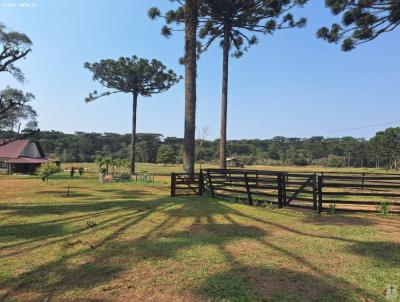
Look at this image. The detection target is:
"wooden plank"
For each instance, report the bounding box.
[248,184,279,190]
[323,200,400,205]
[278,174,283,209]
[207,170,215,198]
[171,173,176,197]
[312,174,318,210]
[323,175,400,181]
[318,175,323,213]
[286,176,313,204]
[322,191,400,197]
[323,182,400,189]
[244,172,253,206]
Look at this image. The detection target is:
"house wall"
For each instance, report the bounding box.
[20,142,42,158]
[0,161,9,174]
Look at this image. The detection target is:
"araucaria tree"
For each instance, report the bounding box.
[317,0,400,51]
[0,22,32,82]
[84,56,180,175]
[0,23,37,144]
[199,0,307,169]
[149,0,199,175]
[150,0,307,169]
[0,87,37,133]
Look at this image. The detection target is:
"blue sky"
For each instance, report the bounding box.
[0,0,399,140]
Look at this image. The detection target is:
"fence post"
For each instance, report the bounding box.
[198,171,204,196]
[317,175,323,213]
[282,173,287,205]
[171,173,176,197]
[244,172,253,205]
[361,173,365,191]
[277,174,283,209]
[312,174,318,210]
[207,170,215,198]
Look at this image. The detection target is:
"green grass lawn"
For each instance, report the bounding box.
[63,162,400,175]
[0,175,399,301]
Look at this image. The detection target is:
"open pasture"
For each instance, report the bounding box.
[0,173,399,301]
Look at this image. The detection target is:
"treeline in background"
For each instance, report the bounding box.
[2,127,400,169]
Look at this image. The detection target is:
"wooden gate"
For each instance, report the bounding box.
[284,173,318,210]
[171,173,203,197]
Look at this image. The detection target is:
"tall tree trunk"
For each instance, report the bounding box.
[183,0,198,176]
[220,24,230,169]
[130,92,138,175]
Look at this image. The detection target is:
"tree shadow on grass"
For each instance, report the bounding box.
[91,188,156,199]
[39,190,93,198]
[347,241,400,267]
[135,223,268,259]
[197,266,364,302]
[0,198,176,253]
[301,214,375,227]
[0,198,154,217]
[0,195,391,301]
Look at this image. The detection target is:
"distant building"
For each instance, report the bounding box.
[226,157,244,168]
[0,140,48,174]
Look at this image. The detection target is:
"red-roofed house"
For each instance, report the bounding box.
[0,140,48,174]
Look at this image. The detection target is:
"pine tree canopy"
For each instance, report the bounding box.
[0,87,37,131]
[0,22,33,82]
[149,0,307,58]
[317,0,400,51]
[84,56,182,101]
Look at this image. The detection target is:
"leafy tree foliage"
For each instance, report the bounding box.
[0,22,32,82]
[84,56,181,174]
[0,87,37,133]
[0,23,37,145]
[156,145,176,165]
[317,0,400,51]
[37,162,59,183]
[293,149,312,166]
[6,127,400,170]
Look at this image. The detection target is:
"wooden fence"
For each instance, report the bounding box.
[204,169,285,207]
[170,169,400,214]
[318,173,400,213]
[171,173,203,197]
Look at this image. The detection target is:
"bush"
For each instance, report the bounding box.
[376,201,391,216]
[293,149,312,166]
[37,162,59,183]
[156,145,176,165]
[327,155,347,167]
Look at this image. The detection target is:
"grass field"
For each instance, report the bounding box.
[0,173,399,301]
[63,162,400,175]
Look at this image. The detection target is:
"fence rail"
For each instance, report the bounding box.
[319,174,400,213]
[171,173,203,197]
[170,169,400,214]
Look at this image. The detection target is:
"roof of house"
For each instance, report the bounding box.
[0,140,45,160]
[5,157,48,164]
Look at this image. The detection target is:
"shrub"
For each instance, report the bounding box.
[327,203,336,215]
[293,149,312,166]
[376,201,391,216]
[37,162,59,183]
[78,167,85,176]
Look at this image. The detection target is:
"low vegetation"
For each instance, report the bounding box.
[0,174,399,301]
